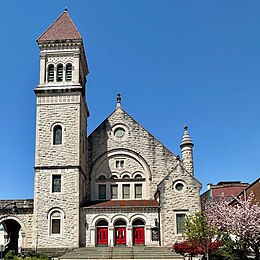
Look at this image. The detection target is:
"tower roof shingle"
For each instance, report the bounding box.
[37,10,82,42]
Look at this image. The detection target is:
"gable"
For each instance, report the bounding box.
[88,107,181,198]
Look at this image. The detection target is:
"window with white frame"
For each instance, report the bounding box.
[94,171,146,200]
[135,184,142,198]
[52,175,61,193]
[123,184,130,199]
[111,184,118,199]
[176,213,186,234]
[53,125,62,145]
[50,210,62,235]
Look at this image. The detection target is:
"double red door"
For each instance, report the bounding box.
[133,227,145,245]
[115,227,126,245]
[97,227,108,245]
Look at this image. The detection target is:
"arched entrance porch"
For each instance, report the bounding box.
[96,219,108,246]
[132,219,145,245]
[114,219,127,246]
[0,218,23,255]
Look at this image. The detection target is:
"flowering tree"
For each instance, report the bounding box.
[205,193,260,260]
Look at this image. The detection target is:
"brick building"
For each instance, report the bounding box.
[229,178,260,205]
[200,181,249,210]
[0,10,201,256]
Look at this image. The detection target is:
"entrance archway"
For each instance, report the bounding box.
[114,219,127,245]
[132,219,145,245]
[96,219,108,246]
[0,219,22,254]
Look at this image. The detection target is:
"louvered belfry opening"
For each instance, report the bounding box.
[57,64,63,82]
[47,64,54,82]
[66,63,72,81]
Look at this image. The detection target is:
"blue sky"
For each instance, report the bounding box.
[0,0,259,199]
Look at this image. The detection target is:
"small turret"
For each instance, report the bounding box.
[180,124,194,175]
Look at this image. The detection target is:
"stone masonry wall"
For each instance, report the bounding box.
[35,93,81,167]
[88,107,180,199]
[159,164,201,246]
[34,168,80,248]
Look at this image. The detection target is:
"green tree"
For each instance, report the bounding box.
[183,212,221,260]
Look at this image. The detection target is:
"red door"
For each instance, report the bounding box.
[115,227,126,245]
[97,227,108,245]
[133,227,145,245]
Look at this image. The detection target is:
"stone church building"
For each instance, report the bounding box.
[0,11,201,255]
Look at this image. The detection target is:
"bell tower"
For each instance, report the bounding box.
[33,10,89,250]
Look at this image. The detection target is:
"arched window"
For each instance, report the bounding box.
[132,219,145,226]
[66,63,72,81]
[57,64,63,82]
[50,210,62,235]
[135,174,143,179]
[53,125,62,145]
[114,219,126,226]
[47,64,54,82]
[122,174,130,179]
[98,175,106,180]
[96,219,108,226]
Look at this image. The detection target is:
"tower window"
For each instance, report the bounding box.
[57,64,63,82]
[52,175,61,192]
[53,125,62,145]
[66,64,72,81]
[51,219,61,234]
[49,210,62,235]
[47,64,54,82]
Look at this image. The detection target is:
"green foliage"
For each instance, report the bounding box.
[4,251,20,260]
[211,234,249,260]
[184,212,219,243]
[4,250,49,260]
[25,251,49,260]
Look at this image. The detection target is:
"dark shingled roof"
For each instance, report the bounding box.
[82,200,159,208]
[37,10,82,42]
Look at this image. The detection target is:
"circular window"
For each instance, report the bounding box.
[174,182,185,191]
[114,127,125,138]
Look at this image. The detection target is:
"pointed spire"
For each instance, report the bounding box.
[180,124,194,175]
[37,10,82,42]
[116,93,121,108]
[180,124,194,149]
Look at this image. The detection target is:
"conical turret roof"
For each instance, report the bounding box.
[37,9,82,42]
[180,124,194,148]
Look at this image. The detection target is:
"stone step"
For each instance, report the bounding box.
[61,246,184,260]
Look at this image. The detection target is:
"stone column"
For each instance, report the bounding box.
[127,226,132,247]
[108,226,114,247]
[89,226,95,247]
